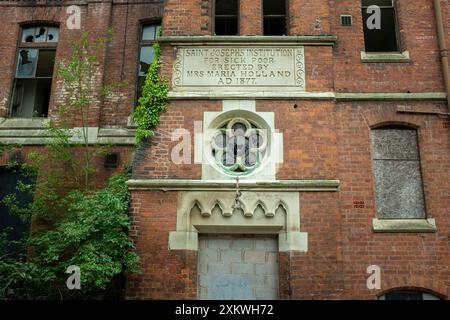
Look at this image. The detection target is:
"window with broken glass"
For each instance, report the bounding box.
[371,126,426,219]
[136,23,161,106]
[10,26,59,118]
[211,119,267,175]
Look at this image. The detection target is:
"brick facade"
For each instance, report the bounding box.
[0,0,449,300]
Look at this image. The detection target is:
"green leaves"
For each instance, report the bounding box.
[0,173,139,299]
[0,32,139,300]
[133,38,169,144]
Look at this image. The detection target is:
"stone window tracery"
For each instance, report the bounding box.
[211,118,267,175]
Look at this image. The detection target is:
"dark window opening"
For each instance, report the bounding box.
[215,0,238,35]
[0,168,35,260]
[340,15,353,27]
[371,126,426,219]
[263,0,287,36]
[362,0,399,52]
[10,26,58,118]
[136,24,161,107]
[104,153,120,169]
[380,291,441,300]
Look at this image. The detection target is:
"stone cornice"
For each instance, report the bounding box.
[158,35,338,46]
[168,91,447,101]
[126,179,341,192]
[335,92,447,102]
[0,120,136,145]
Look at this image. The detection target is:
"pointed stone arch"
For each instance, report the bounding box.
[169,191,308,252]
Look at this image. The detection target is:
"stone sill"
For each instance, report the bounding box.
[0,125,136,146]
[158,35,337,46]
[372,218,437,233]
[361,51,411,63]
[0,117,49,129]
[126,179,341,192]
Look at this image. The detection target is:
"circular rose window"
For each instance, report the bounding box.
[211,118,268,175]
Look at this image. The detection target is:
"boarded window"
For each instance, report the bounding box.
[362,0,399,52]
[263,0,287,36]
[10,26,58,118]
[371,126,426,219]
[215,0,238,35]
[136,23,161,107]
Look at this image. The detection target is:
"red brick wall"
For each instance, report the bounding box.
[126,191,198,299]
[331,0,444,93]
[240,0,263,35]
[0,1,163,127]
[163,0,205,36]
[290,0,331,35]
[1,0,449,300]
[336,102,450,299]
[0,145,134,190]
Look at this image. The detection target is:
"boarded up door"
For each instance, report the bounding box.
[198,235,279,300]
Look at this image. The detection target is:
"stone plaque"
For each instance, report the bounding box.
[172,46,305,91]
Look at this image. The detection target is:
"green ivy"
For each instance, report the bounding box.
[133,39,169,144]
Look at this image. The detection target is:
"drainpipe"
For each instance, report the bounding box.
[434,0,450,113]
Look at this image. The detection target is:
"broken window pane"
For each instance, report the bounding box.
[215,0,238,35]
[362,0,399,52]
[263,0,287,35]
[21,27,36,43]
[139,46,155,77]
[16,49,38,78]
[371,127,426,219]
[34,26,48,43]
[35,50,56,78]
[136,23,161,107]
[47,27,59,42]
[11,26,58,118]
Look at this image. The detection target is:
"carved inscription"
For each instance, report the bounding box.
[172,46,305,90]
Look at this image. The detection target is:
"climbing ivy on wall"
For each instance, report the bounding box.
[133,37,169,144]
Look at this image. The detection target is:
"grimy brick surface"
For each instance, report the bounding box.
[0,0,449,300]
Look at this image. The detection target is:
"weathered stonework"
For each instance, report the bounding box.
[0,0,449,301]
[169,191,308,253]
[172,46,305,92]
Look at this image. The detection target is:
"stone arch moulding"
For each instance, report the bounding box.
[374,276,449,300]
[200,100,284,181]
[169,191,308,252]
